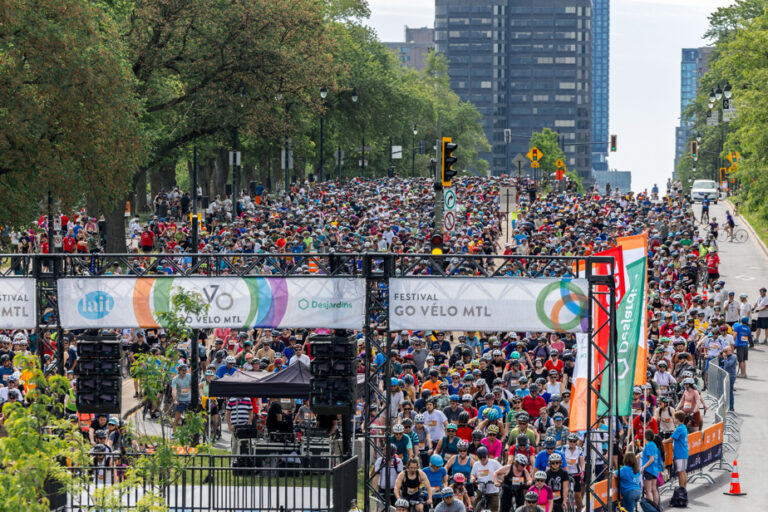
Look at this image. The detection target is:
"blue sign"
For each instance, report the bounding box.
[77,291,115,320]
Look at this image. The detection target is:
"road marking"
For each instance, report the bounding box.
[734,275,756,281]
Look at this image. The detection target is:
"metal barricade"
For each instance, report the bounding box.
[704,362,739,474]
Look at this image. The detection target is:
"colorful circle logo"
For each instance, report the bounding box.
[536,280,588,332]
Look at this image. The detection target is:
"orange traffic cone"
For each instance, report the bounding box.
[724,459,746,496]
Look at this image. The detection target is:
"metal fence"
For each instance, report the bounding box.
[56,454,357,512]
[705,362,740,461]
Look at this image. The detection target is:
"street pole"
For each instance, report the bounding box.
[284,135,290,192]
[517,161,522,177]
[412,132,416,178]
[389,137,393,178]
[192,145,199,264]
[434,118,444,236]
[361,133,365,178]
[190,145,201,407]
[319,116,324,182]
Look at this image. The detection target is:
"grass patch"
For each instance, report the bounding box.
[735,202,768,247]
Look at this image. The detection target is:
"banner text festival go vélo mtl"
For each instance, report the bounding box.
[58,277,365,330]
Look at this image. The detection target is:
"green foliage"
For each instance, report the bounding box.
[0,354,90,511]
[0,0,145,226]
[529,128,566,178]
[566,171,585,194]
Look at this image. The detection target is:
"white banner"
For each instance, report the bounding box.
[58,277,365,330]
[0,279,36,329]
[389,277,589,332]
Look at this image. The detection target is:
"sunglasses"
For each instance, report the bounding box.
[536,479,546,482]
[551,462,561,465]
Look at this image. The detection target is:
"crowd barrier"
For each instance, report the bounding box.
[591,421,725,511]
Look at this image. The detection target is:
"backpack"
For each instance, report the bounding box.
[670,485,688,508]
[640,497,661,512]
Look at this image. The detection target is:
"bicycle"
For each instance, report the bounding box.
[718,226,748,243]
[474,481,494,512]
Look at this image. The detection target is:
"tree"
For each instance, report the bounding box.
[0,354,90,511]
[0,0,145,227]
[529,128,566,180]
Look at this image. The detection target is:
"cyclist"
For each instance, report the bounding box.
[544,453,569,512]
[200,369,220,440]
[445,440,475,498]
[436,423,461,459]
[413,414,433,467]
[527,471,554,512]
[394,458,433,512]
[450,474,472,511]
[471,446,502,512]
[514,492,545,512]
[495,453,532,512]
[725,210,735,240]
[435,487,465,512]
[424,454,449,506]
[562,433,584,512]
[394,499,410,512]
[701,196,710,223]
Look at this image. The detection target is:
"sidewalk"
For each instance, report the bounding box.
[121,378,141,418]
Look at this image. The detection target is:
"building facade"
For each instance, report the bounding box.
[674,47,713,175]
[435,0,593,182]
[384,27,435,72]
[592,169,631,194]
[591,0,609,174]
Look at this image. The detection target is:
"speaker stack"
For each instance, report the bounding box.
[309,333,357,415]
[75,334,122,414]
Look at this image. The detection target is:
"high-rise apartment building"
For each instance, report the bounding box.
[435,0,593,182]
[674,47,713,174]
[591,0,609,174]
[384,27,435,72]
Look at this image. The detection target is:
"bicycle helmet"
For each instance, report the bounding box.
[476,446,489,458]
[462,394,473,402]
[517,434,529,446]
[225,356,236,364]
[430,454,444,467]
[534,470,547,480]
[421,389,432,400]
[457,440,469,450]
[393,424,404,434]
[516,412,530,422]
[94,429,107,439]
[682,377,695,386]
[92,444,109,454]
[178,363,188,370]
[458,411,470,423]
[403,374,414,385]
[472,429,483,440]
[402,418,413,427]
[441,487,454,497]
[205,369,215,376]
[487,409,500,422]
[543,437,556,449]
[391,377,400,386]
[447,423,458,431]
[511,351,521,359]
[453,473,466,483]
[487,424,500,434]
[567,433,579,442]
[525,491,539,502]
[216,350,227,359]
[549,453,562,463]
[449,394,460,402]
[515,453,529,465]
[414,414,425,424]
[394,499,409,509]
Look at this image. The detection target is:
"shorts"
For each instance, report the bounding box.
[570,473,583,493]
[674,459,687,472]
[737,346,749,362]
[643,471,658,481]
[141,246,153,253]
[708,271,720,280]
[758,317,768,329]
[175,402,189,413]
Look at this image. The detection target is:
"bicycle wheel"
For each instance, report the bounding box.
[735,229,748,243]
[717,230,727,242]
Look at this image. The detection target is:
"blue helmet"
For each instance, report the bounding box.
[430,454,444,467]
[449,394,460,402]
[742,316,749,324]
[391,378,400,386]
[487,409,500,421]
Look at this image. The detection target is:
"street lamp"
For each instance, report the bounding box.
[715,85,723,101]
[696,133,702,143]
[320,86,328,100]
[412,124,418,178]
[724,82,733,99]
[351,87,359,103]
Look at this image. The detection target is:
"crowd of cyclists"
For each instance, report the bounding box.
[0,174,755,512]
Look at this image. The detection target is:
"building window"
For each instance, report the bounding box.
[533,95,549,102]
[481,81,492,88]
[559,82,576,89]
[537,57,553,64]
[555,120,575,127]
[556,57,576,64]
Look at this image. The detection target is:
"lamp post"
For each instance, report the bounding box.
[412,124,418,178]
[231,88,247,218]
[706,82,734,184]
[319,86,328,181]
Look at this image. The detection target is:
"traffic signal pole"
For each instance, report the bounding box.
[434,120,444,236]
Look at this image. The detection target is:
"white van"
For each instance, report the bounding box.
[690,179,718,203]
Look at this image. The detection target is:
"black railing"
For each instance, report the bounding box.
[57,454,355,512]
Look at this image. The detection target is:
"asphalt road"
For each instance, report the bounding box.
[687,201,768,508]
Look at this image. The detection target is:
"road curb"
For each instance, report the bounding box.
[725,199,768,260]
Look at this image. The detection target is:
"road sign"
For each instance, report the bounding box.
[728,164,738,173]
[280,148,293,170]
[511,153,527,168]
[443,211,456,231]
[531,161,540,168]
[706,110,719,127]
[444,189,457,211]
[499,186,517,214]
[726,151,741,163]
[392,145,403,159]
[526,147,542,162]
[554,159,565,169]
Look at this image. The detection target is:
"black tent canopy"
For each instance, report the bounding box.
[209,362,363,399]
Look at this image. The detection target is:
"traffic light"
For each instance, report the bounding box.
[690,141,698,160]
[610,135,617,152]
[430,233,443,255]
[530,148,539,162]
[441,136,458,187]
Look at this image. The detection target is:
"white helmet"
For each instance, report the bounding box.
[225,356,236,364]
[13,332,26,341]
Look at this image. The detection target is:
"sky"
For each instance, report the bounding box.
[365,0,735,193]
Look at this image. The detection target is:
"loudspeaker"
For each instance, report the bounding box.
[76,334,122,414]
[309,334,356,415]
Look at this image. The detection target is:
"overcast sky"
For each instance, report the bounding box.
[366,0,734,192]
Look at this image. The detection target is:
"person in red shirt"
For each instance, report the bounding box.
[521,384,547,419]
[705,248,720,285]
[544,350,564,374]
[62,232,76,253]
[633,411,658,442]
[140,226,155,253]
[659,314,675,337]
